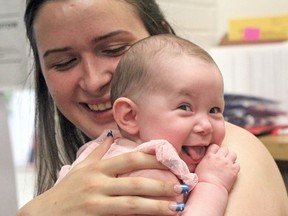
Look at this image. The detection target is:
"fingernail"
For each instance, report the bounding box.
[106,130,113,137]
[169,202,185,212]
[174,184,189,194]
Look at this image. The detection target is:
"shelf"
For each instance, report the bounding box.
[259,135,288,161]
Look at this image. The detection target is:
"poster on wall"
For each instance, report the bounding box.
[0,0,28,91]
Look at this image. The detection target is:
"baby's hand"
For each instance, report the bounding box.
[195,144,240,192]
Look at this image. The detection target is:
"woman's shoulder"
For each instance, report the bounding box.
[223,121,260,144]
[223,121,288,216]
[223,121,272,154]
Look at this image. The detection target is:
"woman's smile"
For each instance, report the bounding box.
[87,101,112,111]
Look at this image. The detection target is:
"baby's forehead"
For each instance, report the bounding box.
[150,54,221,85]
[150,52,213,73]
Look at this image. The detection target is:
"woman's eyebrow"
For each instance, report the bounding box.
[43,30,129,58]
[43,47,71,58]
[93,30,128,43]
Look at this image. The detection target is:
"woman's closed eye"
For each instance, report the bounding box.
[52,57,78,71]
[101,44,131,57]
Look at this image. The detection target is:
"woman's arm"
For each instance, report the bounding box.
[16,137,182,216]
[223,122,288,216]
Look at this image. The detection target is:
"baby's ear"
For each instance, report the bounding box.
[112,97,139,135]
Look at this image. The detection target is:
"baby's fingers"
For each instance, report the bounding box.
[206,144,220,154]
[227,151,238,163]
[215,145,229,157]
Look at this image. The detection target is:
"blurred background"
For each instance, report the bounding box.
[1,0,287,214]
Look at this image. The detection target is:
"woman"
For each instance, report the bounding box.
[18,0,288,215]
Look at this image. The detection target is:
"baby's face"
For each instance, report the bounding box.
[135,55,225,169]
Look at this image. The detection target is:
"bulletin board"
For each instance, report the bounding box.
[0,0,28,91]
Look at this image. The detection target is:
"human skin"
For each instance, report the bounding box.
[34,0,150,138]
[114,55,226,171]
[57,136,238,216]
[17,0,288,215]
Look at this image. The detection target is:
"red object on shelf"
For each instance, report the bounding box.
[246,125,288,136]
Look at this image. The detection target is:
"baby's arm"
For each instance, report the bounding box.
[182,144,240,216]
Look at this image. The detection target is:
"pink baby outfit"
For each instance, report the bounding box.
[57,130,198,189]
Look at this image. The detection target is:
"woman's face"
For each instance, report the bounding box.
[33,0,150,138]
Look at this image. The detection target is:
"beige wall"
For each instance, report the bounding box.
[157,0,288,49]
[157,0,218,49]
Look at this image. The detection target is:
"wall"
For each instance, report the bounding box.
[157,0,288,48]
[0,94,18,215]
[157,0,218,49]
[0,0,28,91]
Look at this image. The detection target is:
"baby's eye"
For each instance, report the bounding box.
[178,104,192,111]
[102,45,130,57]
[210,107,221,114]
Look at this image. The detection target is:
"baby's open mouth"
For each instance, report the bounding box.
[182,145,208,163]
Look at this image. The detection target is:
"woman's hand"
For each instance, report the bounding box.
[17,136,183,216]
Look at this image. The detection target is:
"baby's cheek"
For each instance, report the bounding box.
[214,127,225,146]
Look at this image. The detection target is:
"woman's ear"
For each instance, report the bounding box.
[112,97,139,135]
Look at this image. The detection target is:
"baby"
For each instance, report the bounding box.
[57,34,240,216]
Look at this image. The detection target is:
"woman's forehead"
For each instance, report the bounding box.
[35,0,139,27]
[33,0,149,54]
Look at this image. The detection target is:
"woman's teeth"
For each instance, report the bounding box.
[88,102,112,111]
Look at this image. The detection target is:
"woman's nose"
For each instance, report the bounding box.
[79,57,112,94]
[193,116,213,135]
